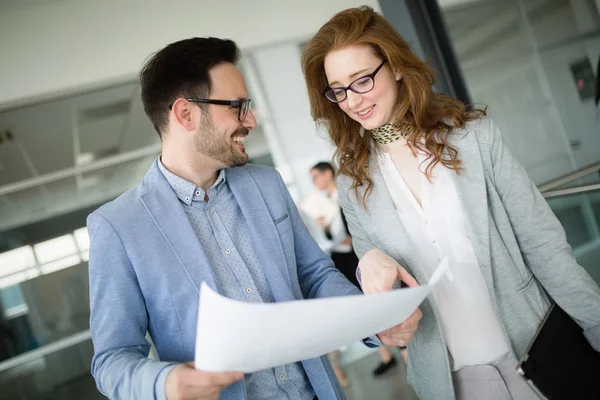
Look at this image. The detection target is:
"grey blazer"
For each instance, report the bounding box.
[337,117,600,400]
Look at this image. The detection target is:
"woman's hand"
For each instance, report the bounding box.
[359,248,422,347]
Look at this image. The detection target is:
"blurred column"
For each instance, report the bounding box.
[243,43,334,202]
[379,0,471,104]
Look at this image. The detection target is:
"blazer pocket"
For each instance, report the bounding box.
[517,273,535,292]
[273,213,289,225]
[274,213,291,235]
[516,273,549,320]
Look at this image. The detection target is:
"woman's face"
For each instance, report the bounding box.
[324,45,401,131]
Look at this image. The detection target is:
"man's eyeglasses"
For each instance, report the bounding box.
[170,98,252,121]
[323,60,386,103]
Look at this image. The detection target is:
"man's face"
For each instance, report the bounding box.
[311,168,334,191]
[193,63,257,168]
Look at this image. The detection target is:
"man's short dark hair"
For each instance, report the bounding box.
[139,37,240,138]
[311,161,335,175]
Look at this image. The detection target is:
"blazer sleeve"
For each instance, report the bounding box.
[340,209,350,236]
[336,180,378,259]
[486,118,600,352]
[88,212,176,399]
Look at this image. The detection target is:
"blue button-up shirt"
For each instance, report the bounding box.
[159,160,315,400]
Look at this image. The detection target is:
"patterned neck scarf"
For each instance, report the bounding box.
[371,123,410,144]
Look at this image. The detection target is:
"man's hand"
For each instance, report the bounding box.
[165,362,243,400]
[359,248,421,347]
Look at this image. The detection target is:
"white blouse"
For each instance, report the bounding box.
[378,148,510,370]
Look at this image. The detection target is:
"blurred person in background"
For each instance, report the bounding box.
[310,162,359,288]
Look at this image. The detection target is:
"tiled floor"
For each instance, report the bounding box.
[338,343,419,400]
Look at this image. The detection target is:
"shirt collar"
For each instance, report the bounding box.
[158,158,226,205]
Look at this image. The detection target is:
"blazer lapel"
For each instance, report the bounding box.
[139,160,217,294]
[225,167,294,302]
[450,131,492,275]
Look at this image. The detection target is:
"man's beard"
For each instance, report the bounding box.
[193,114,249,167]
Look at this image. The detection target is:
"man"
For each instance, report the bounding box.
[88,37,421,400]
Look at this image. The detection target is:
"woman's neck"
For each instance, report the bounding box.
[371,122,410,146]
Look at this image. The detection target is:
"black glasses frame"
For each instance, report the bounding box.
[169,98,252,121]
[323,60,387,103]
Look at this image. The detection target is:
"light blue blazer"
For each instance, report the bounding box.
[88,160,362,400]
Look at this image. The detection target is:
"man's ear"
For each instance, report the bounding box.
[171,98,196,131]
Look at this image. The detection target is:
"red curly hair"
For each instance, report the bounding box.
[301,6,485,205]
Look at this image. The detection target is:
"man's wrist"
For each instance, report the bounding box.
[156,363,178,400]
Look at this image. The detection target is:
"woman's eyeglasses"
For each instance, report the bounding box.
[323,60,386,103]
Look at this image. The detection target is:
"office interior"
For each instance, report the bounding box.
[0,0,599,398]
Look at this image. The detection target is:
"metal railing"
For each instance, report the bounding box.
[542,183,600,199]
[539,161,600,199]
[0,330,91,373]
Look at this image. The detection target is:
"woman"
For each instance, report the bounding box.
[301,6,600,400]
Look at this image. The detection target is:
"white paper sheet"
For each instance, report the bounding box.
[195,259,449,373]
